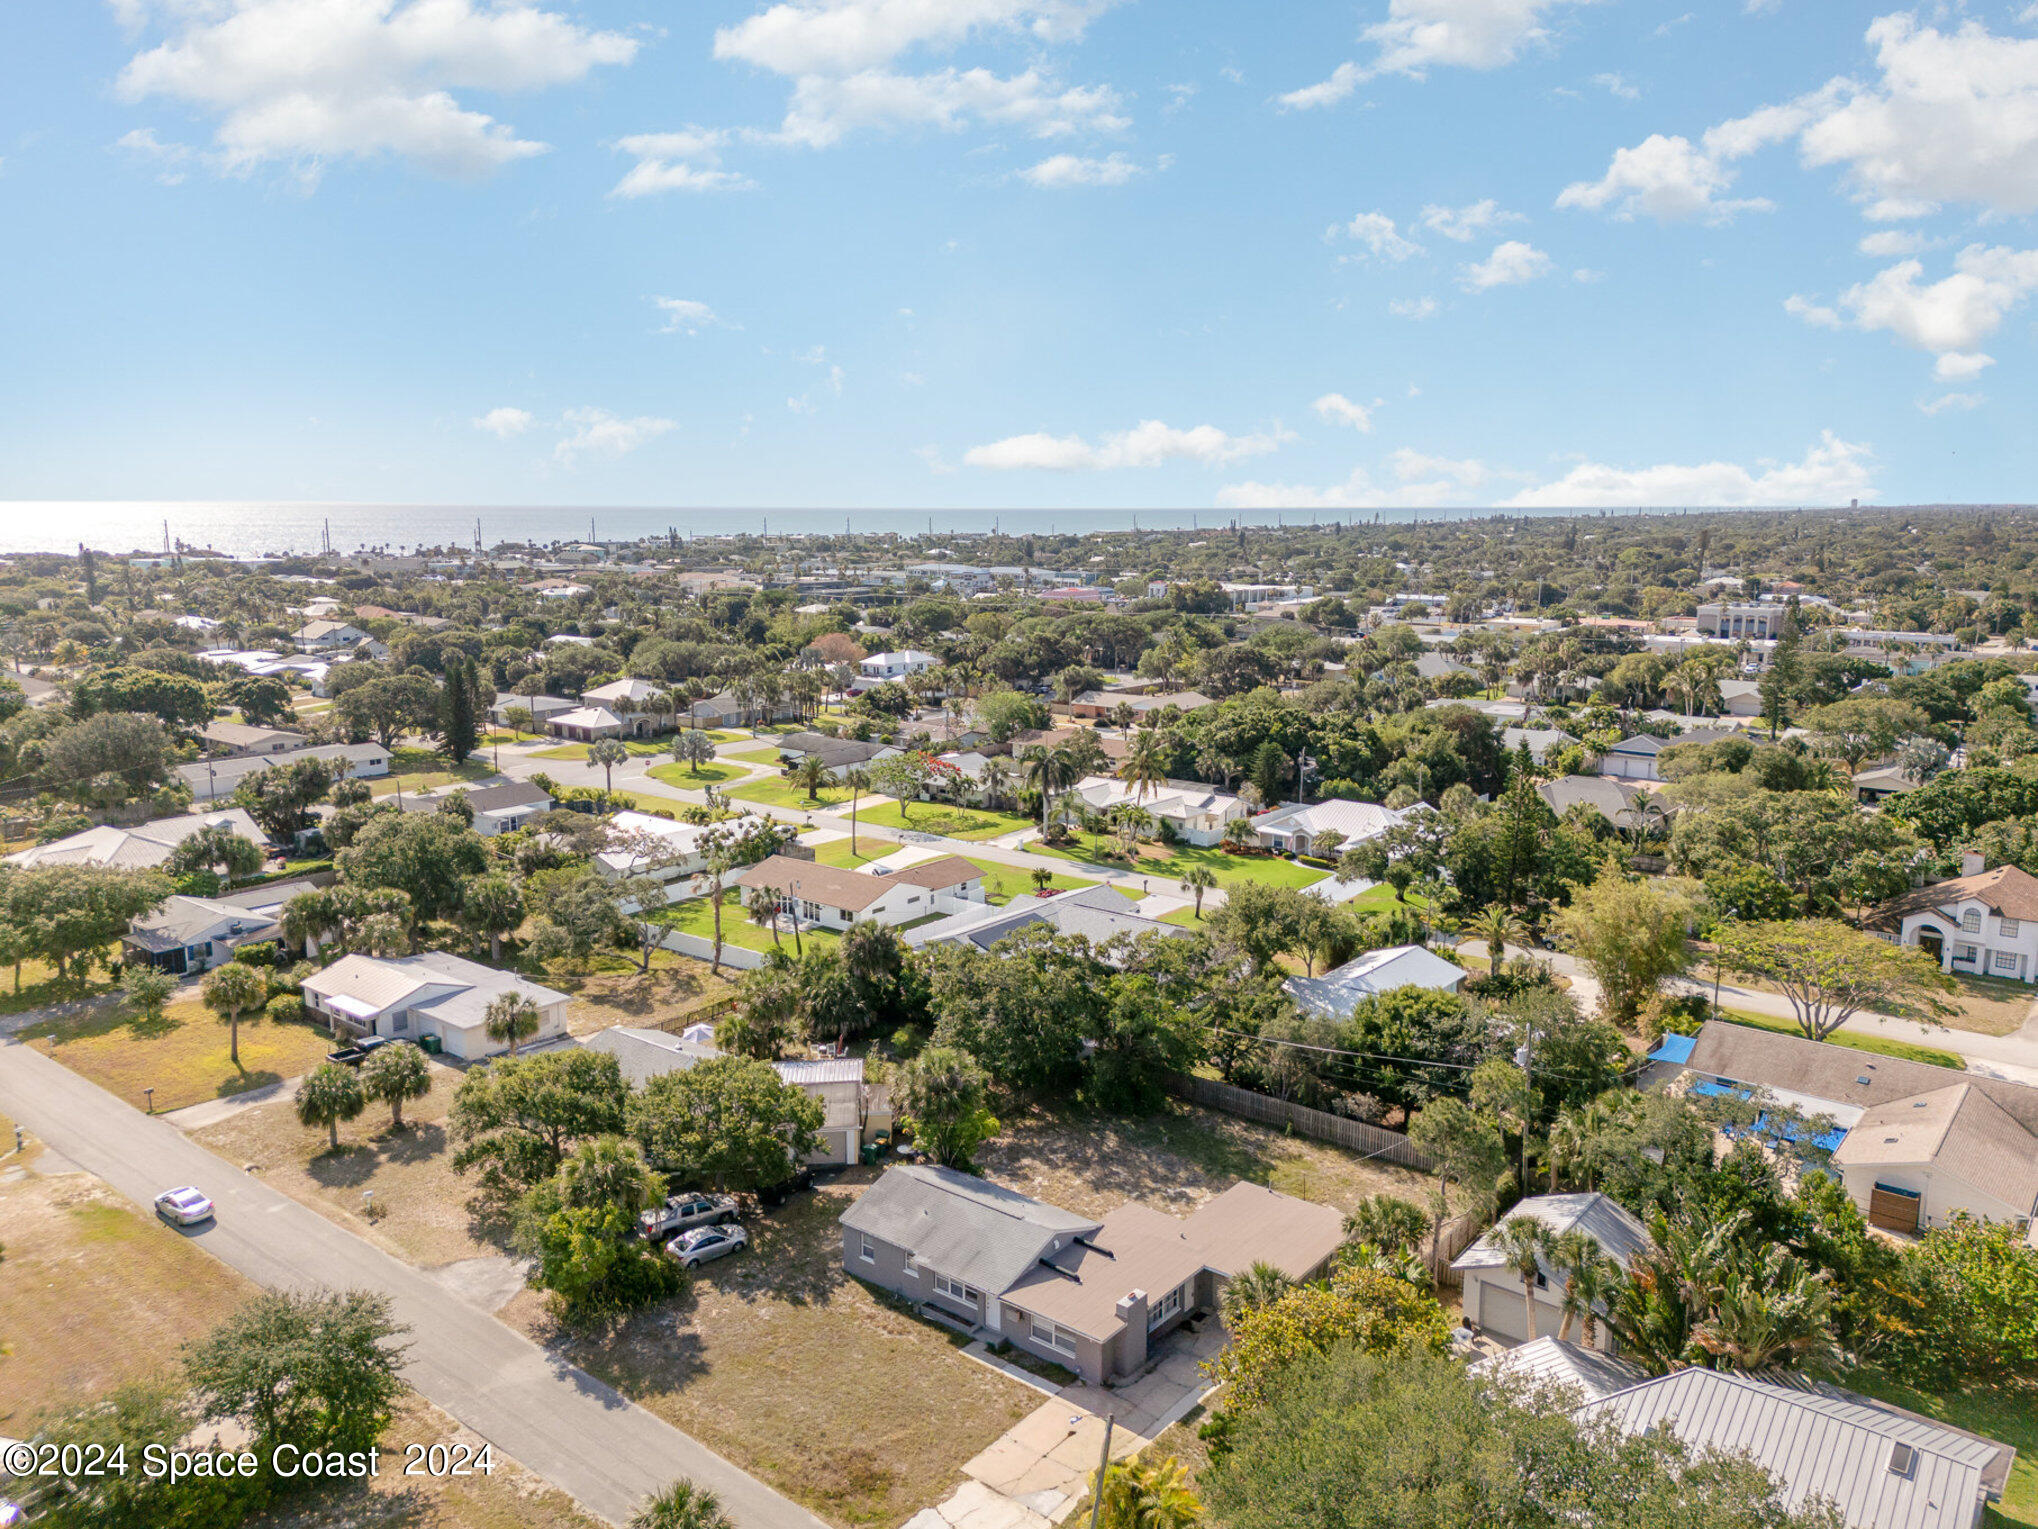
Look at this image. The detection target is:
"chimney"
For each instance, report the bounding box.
[1961,848,1986,877]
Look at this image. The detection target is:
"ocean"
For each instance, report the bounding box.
[0,500,1717,561]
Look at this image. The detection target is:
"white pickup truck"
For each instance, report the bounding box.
[636,1192,741,1243]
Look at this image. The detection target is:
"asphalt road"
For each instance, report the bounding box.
[0,1039,829,1529]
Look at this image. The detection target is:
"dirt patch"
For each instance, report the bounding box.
[500,1171,1036,1529]
[190,1062,513,1269]
[546,955,741,1037]
[0,1169,257,1430]
[978,1100,1435,1221]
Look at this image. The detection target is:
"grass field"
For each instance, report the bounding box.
[645,888,841,956]
[22,995,340,1113]
[852,800,1035,840]
[645,759,748,788]
[1719,1007,1965,1069]
[502,1171,1037,1528]
[1024,837,1327,890]
[729,776,856,810]
[0,953,119,1017]
[726,745,786,764]
[370,748,496,797]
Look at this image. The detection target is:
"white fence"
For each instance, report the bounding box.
[641,922,770,972]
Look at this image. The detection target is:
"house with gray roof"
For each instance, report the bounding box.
[6,807,268,870]
[301,952,569,1061]
[121,893,283,975]
[1285,944,1467,1019]
[1452,1192,1653,1349]
[901,883,1188,958]
[841,1166,1344,1386]
[1537,774,1656,832]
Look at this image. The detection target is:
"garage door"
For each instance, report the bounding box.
[1477,1279,1563,1345]
[1869,1183,1921,1234]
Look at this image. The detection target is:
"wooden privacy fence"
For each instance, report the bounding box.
[1427,1211,1484,1289]
[1162,1072,1434,1169]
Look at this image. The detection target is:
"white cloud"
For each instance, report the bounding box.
[1919,392,1984,415]
[1555,130,1776,222]
[115,125,196,183]
[554,408,676,463]
[611,130,755,197]
[964,419,1294,470]
[1019,150,1142,187]
[710,0,1126,150]
[1332,211,1423,261]
[1418,198,1522,241]
[652,298,730,335]
[473,407,534,439]
[1388,295,1440,319]
[1502,431,1874,507]
[1786,244,2038,370]
[1592,71,1639,100]
[1858,229,1930,257]
[1281,0,1598,105]
[1219,431,1876,509]
[1312,393,1374,431]
[1573,267,1604,282]
[114,0,636,184]
[1459,240,1551,291]
[1933,351,1994,382]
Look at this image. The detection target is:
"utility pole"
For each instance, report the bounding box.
[1087,1415,1116,1529]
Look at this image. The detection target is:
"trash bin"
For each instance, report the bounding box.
[419,1034,442,1055]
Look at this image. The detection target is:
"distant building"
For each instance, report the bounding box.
[1065,774,1246,846]
[733,852,986,932]
[1284,944,1466,1018]
[7,807,268,869]
[292,620,373,653]
[199,721,307,757]
[302,952,571,1060]
[1697,603,1787,640]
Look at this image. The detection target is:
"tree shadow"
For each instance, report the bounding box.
[215,1067,284,1098]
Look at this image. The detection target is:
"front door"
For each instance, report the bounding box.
[1918,930,1944,966]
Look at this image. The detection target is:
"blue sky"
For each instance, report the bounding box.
[3,0,2036,512]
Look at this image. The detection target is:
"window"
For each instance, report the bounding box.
[1959,945,1979,963]
[932,1274,981,1306]
[1962,909,1982,932]
[1995,951,2020,973]
[903,1254,918,1276]
[392,1012,409,1032]
[858,1234,875,1264]
[1031,1317,1079,1355]
[1147,1281,1189,1331]
[2003,918,2021,938]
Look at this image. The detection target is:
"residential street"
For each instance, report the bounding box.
[0,1038,830,1529]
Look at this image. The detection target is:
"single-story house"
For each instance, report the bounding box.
[903,883,1189,956]
[121,893,283,974]
[301,952,570,1061]
[1065,774,1247,846]
[1536,775,1657,833]
[774,734,901,777]
[1250,799,1405,858]
[292,619,373,653]
[1480,1337,2014,1529]
[1284,944,1467,1018]
[1865,851,2038,983]
[1853,766,1922,805]
[199,721,308,757]
[1453,1192,1653,1350]
[583,678,668,718]
[1599,726,1743,782]
[546,705,637,741]
[581,1025,893,1166]
[1718,678,1764,716]
[1676,1020,2038,1236]
[841,1166,1345,1386]
[6,807,268,870]
[1415,651,1474,683]
[733,852,986,932]
[686,689,802,729]
[1501,725,1580,763]
[1067,688,1215,721]
[595,810,729,881]
[180,742,390,803]
[401,781,553,836]
[489,692,577,729]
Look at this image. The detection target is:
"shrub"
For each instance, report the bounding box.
[265,992,305,1025]
[232,942,277,968]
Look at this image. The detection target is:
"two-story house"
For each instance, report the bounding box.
[852,650,938,691]
[1867,851,2038,983]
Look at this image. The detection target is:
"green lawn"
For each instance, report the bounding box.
[533,739,671,761]
[853,800,1036,841]
[1023,837,1327,890]
[0,955,119,1017]
[803,838,1132,906]
[21,997,339,1113]
[726,746,787,764]
[1344,884,1434,916]
[1832,1369,2035,1527]
[644,889,840,956]
[369,747,495,796]
[1718,1008,1965,1070]
[646,760,748,789]
[729,776,855,810]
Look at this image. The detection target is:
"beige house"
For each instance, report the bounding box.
[842,1167,1344,1386]
[733,852,986,932]
[302,952,569,1061]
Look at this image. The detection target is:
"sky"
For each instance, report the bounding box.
[3,0,2037,514]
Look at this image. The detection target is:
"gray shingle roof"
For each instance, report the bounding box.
[1576,1367,2002,1529]
[839,1165,1100,1293]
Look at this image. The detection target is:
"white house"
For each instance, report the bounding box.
[583,678,668,717]
[302,952,570,1061]
[734,851,986,932]
[180,742,389,803]
[853,650,937,691]
[199,721,308,757]
[1251,799,1404,858]
[595,810,729,881]
[1284,944,1466,1018]
[1453,1193,1654,1349]
[7,807,269,869]
[121,894,283,975]
[292,620,372,653]
[1065,774,1247,846]
[401,782,554,836]
[546,705,636,741]
[1866,852,2038,983]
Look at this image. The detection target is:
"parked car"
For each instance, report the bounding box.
[756,1166,815,1208]
[326,1036,396,1067]
[154,1186,214,1226]
[665,1223,748,1268]
[636,1192,741,1243]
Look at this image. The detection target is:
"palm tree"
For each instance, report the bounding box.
[295,1061,366,1152]
[1178,865,1216,918]
[745,885,784,946]
[1031,866,1055,895]
[1490,1215,1553,1342]
[631,1478,733,1529]
[1098,1455,1204,1529]
[1217,1260,1292,1328]
[1022,744,1081,834]
[484,992,540,1056]
[1120,731,1169,802]
[1549,1228,1614,1344]
[981,755,1014,811]
[202,961,268,1070]
[1342,1194,1427,1255]
[1470,903,1527,971]
[588,736,629,790]
[361,1041,431,1130]
[793,754,829,802]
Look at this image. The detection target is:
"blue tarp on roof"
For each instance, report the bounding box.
[1689,1081,1849,1153]
[1647,1032,1697,1065]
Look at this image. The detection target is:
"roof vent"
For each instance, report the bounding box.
[1888,1443,1917,1478]
[1856,1076,1873,1086]
[1912,1100,1929,1108]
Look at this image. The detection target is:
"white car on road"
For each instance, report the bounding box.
[154,1186,215,1226]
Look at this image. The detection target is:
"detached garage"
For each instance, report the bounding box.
[1453,1192,1653,1352]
